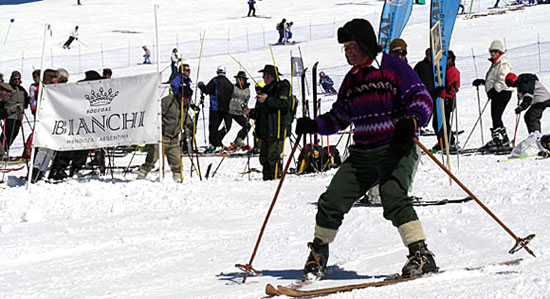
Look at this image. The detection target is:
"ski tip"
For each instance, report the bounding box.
[265,284,281,296]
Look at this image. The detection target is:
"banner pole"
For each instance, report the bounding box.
[26,24,49,190]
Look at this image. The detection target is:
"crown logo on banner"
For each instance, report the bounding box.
[85,87,119,106]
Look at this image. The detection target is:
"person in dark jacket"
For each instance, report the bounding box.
[294,18,436,281]
[0,71,29,152]
[414,48,437,100]
[198,65,234,152]
[506,72,550,134]
[245,64,291,180]
[247,0,256,17]
[276,19,286,45]
[0,82,14,156]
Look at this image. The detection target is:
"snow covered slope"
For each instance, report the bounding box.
[1,0,550,298]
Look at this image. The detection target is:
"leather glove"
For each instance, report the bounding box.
[514,106,523,114]
[472,79,485,87]
[197,81,206,92]
[393,116,417,142]
[295,117,318,135]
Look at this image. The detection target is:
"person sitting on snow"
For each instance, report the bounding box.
[318,71,337,94]
[505,72,550,135]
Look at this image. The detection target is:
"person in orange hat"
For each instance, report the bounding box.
[505,72,550,134]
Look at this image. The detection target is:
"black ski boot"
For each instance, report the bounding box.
[303,238,329,281]
[480,127,500,151]
[487,127,512,153]
[401,241,438,277]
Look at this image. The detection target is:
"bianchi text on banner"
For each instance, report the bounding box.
[34,72,162,151]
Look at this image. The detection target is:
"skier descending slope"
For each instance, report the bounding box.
[295,18,437,281]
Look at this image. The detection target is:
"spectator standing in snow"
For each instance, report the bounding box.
[318,71,337,94]
[389,38,408,63]
[0,73,4,83]
[276,19,286,45]
[247,0,256,17]
[1,71,29,152]
[432,50,460,151]
[294,18,436,281]
[63,26,79,49]
[142,45,151,64]
[197,65,234,152]
[414,48,437,101]
[505,72,550,134]
[28,69,40,117]
[284,21,294,44]
[245,65,291,180]
[228,71,252,149]
[77,0,81,5]
[0,82,14,157]
[136,85,186,182]
[168,48,181,82]
[473,40,514,153]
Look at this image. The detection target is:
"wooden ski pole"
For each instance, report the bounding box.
[413,137,536,257]
[236,135,302,283]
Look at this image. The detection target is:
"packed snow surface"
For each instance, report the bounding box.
[1,0,550,298]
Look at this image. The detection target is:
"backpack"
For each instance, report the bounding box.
[297,144,341,174]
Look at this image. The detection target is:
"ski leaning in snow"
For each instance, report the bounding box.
[354,196,473,207]
[265,258,523,297]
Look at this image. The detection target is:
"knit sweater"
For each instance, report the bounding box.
[315,53,432,148]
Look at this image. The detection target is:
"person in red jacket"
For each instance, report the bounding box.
[432,50,460,151]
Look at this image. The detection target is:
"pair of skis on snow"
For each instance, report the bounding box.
[264,258,522,297]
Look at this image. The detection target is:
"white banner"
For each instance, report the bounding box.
[34,73,162,151]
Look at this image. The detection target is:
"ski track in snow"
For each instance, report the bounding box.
[2,0,550,298]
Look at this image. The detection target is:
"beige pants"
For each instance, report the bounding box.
[137,136,182,181]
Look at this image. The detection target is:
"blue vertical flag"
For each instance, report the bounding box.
[430,0,460,130]
[378,0,413,53]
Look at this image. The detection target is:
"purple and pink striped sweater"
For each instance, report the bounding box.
[315,53,433,148]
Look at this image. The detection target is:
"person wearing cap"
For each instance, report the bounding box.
[0,70,29,153]
[245,64,291,180]
[294,18,435,280]
[142,45,151,64]
[136,84,188,182]
[389,38,408,62]
[318,71,337,94]
[472,40,514,153]
[228,71,252,149]
[63,26,79,49]
[431,50,461,151]
[505,72,550,134]
[197,65,234,152]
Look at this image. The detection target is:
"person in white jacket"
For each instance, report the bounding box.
[472,40,514,152]
[63,26,79,49]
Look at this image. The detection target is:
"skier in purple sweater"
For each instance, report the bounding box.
[295,19,437,281]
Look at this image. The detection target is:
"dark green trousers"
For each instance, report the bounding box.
[259,136,284,181]
[316,141,419,229]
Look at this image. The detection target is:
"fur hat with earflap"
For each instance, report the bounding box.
[337,18,381,59]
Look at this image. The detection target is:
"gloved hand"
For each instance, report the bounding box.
[295,117,318,135]
[393,116,417,142]
[434,85,446,97]
[538,150,550,158]
[514,106,523,114]
[472,79,485,87]
[197,81,205,91]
